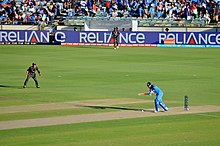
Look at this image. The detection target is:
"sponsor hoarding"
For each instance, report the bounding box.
[1,30,219,47]
[0,30,50,44]
[55,31,156,45]
[54,31,220,47]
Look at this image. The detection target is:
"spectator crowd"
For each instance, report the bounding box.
[0,0,219,25]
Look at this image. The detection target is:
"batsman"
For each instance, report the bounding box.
[138,82,168,112]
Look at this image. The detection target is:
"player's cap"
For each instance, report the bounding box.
[32,62,36,66]
[147,82,151,87]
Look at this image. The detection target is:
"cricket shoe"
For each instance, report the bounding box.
[116,46,119,49]
[23,85,26,88]
[155,108,160,113]
[164,107,169,112]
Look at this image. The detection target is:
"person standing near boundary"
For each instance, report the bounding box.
[138,82,168,112]
[23,63,41,88]
[111,27,120,50]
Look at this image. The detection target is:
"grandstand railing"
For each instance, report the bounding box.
[0,19,56,32]
[64,16,212,27]
[1,16,219,32]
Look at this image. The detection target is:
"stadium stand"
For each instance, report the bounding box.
[0,0,219,27]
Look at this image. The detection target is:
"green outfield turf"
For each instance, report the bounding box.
[1,113,220,146]
[0,45,220,145]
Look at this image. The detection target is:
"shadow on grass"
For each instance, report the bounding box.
[0,84,22,89]
[77,105,154,112]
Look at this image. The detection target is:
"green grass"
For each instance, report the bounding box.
[1,45,220,106]
[0,45,220,145]
[0,113,220,146]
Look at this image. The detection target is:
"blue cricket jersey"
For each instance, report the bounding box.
[149,84,163,96]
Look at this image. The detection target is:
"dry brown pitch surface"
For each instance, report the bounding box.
[0,98,220,130]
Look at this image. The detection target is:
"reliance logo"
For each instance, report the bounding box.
[159,33,220,45]
[0,30,50,43]
[79,32,146,44]
[54,31,146,44]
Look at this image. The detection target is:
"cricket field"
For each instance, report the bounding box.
[0,45,220,146]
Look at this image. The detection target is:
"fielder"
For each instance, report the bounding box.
[138,82,168,112]
[23,63,41,88]
[111,27,120,50]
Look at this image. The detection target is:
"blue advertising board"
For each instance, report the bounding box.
[1,30,219,47]
[54,31,220,47]
[158,32,220,45]
[0,30,50,44]
[54,31,156,45]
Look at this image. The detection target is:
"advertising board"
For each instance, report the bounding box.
[54,31,220,47]
[1,30,219,47]
[0,30,50,44]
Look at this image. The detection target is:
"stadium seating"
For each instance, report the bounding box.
[0,0,218,27]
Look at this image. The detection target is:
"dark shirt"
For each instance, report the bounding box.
[111,30,120,38]
[27,66,40,75]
